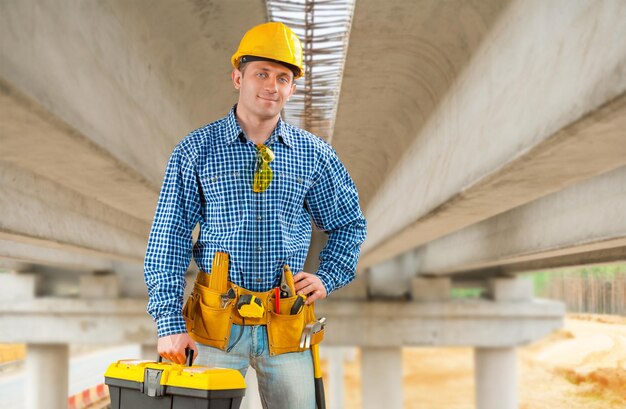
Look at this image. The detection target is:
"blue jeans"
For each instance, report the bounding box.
[195,324,315,409]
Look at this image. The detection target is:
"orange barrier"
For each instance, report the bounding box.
[67,384,108,409]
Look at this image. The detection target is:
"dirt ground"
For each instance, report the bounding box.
[341,314,626,408]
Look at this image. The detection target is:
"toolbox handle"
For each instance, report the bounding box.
[157,347,194,366]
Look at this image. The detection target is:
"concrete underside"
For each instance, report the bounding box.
[420,165,626,275]
[344,0,626,269]
[0,0,623,284]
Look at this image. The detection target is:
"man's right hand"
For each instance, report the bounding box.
[157,333,198,365]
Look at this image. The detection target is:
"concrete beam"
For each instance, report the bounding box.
[0,79,159,221]
[0,297,563,347]
[315,299,563,347]
[419,166,626,275]
[0,163,148,263]
[0,0,266,188]
[0,239,117,271]
[0,298,156,344]
[356,0,626,268]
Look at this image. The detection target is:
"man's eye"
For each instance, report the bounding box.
[257,73,266,78]
[279,77,289,84]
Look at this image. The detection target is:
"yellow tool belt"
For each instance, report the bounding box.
[182,258,324,356]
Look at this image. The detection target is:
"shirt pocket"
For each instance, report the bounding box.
[277,171,313,230]
[202,171,246,236]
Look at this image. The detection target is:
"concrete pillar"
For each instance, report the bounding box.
[325,347,347,409]
[475,347,517,409]
[411,276,451,302]
[241,367,262,409]
[486,276,533,302]
[25,344,69,409]
[361,347,403,409]
[0,272,39,300]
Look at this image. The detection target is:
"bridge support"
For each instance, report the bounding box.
[362,346,403,409]
[475,347,517,409]
[25,344,68,409]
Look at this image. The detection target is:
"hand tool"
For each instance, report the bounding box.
[236,294,264,318]
[280,265,295,298]
[274,287,281,314]
[220,287,236,308]
[209,252,229,293]
[312,343,325,409]
[290,294,306,315]
[299,317,326,349]
[300,317,327,409]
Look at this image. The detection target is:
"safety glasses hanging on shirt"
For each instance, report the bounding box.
[253,144,275,192]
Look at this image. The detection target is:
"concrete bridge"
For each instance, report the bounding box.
[1,1,625,408]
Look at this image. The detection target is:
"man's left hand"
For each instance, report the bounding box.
[293,271,327,304]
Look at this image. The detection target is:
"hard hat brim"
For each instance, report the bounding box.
[238,55,301,79]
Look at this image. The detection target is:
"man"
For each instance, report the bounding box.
[144,22,366,408]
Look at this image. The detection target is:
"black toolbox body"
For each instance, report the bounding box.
[105,359,245,409]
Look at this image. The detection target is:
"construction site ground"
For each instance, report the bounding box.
[342,314,626,408]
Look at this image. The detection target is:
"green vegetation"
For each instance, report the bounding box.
[523,264,626,294]
[451,287,484,299]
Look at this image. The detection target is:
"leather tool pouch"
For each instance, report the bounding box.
[183,271,325,356]
[182,277,234,351]
[267,294,320,356]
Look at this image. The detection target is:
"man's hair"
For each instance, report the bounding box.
[238,61,250,76]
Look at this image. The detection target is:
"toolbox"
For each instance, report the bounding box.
[104,351,245,409]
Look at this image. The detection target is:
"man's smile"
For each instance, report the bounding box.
[258,95,278,102]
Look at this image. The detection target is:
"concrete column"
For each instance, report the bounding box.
[361,347,403,409]
[25,344,69,409]
[474,347,517,409]
[241,367,262,409]
[411,276,451,302]
[0,272,39,300]
[325,347,348,409]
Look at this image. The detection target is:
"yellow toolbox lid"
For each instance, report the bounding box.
[105,359,246,391]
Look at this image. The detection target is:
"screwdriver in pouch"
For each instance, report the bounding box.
[290,294,306,315]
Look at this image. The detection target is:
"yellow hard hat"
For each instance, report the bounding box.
[231,22,304,79]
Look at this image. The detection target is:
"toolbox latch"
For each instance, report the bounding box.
[143,368,165,397]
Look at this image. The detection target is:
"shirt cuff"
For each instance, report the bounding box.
[156,314,188,338]
[315,269,335,296]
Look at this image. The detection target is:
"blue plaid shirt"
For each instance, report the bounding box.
[145,107,367,337]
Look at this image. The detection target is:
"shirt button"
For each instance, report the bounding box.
[257,215,262,220]
[257,246,263,252]
[256,278,262,283]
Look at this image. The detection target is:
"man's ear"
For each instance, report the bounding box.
[232,69,242,90]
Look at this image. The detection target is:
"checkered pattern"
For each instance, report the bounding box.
[145,106,367,337]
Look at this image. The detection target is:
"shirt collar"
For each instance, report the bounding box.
[224,105,293,148]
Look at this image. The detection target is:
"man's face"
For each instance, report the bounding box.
[232,60,296,120]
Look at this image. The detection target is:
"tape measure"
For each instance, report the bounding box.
[237,294,265,318]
